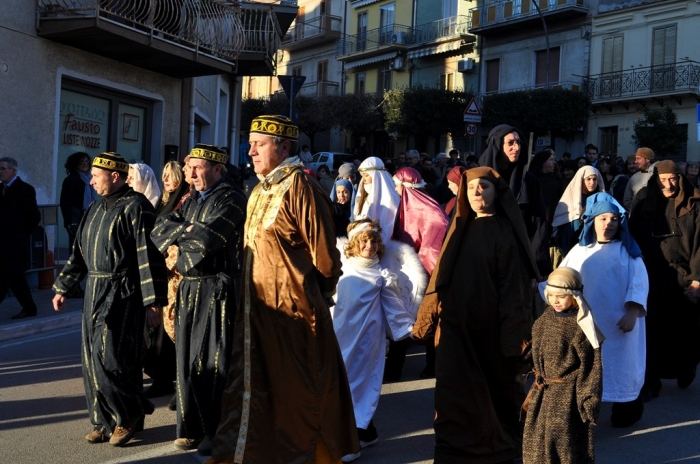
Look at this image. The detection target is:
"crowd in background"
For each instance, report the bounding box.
[38,117,700,464]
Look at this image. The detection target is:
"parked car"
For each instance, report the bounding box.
[304,152,355,175]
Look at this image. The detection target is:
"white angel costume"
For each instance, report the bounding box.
[332,236,427,428]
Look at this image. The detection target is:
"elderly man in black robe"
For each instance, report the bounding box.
[630,160,700,399]
[52,152,168,446]
[151,144,247,456]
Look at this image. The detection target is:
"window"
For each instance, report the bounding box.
[535,46,560,87]
[485,59,500,93]
[439,73,455,91]
[601,35,623,97]
[321,0,327,15]
[379,3,395,45]
[442,0,457,18]
[377,67,392,93]
[297,7,305,39]
[357,12,368,51]
[652,25,677,91]
[599,126,618,157]
[317,61,328,82]
[355,72,366,95]
[292,66,302,77]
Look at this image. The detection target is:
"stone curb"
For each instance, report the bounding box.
[0,312,82,343]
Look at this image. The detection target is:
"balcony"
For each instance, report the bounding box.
[336,24,412,60]
[469,0,588,37]
[583,62,700,103]
[36,0,299,78]
[282,14,342,51]
[481,80,582,97]
[408,15,476,59]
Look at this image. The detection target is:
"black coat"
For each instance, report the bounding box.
[59,172,86,229]
[0,177,41,270]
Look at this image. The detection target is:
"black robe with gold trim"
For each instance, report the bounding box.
[53,187,167,435]
[151,179,246,439]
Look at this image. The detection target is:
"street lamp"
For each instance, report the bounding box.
[531,0,550,89]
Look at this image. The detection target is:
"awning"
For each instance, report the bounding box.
[407,41,463,59]
[351,0,382,8]
[345,52,397,70]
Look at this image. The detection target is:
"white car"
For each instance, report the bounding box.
[304,152,355,175]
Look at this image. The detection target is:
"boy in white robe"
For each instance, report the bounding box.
[559,192,648,428]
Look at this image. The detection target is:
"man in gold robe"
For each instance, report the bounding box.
[206,115,359,464]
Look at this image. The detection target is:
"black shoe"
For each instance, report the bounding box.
[419,365,435,379]
[358,421,378,448]
[678,366,697,389]
[167,394,177,411]
[10,309,37,320]
[144,381,175,398]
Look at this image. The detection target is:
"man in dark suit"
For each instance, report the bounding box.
[0,157,41,319]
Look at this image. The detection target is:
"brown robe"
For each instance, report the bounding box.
[523,308,602,464]
[414,167,538,463]
[211,162,358,463]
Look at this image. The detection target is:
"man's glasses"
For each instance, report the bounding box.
[505,140,521,147]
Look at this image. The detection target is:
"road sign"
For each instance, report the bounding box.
[463,97,482,123]
[465,123,479,137]
[278,75,306,99]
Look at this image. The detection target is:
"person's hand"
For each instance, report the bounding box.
[53,294,67,312]
[684,282,700,303]
[147,306,162,328]
[618,302,642,333]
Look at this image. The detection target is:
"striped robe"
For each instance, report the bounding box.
[53,187,168,435]
[151,180,246,439]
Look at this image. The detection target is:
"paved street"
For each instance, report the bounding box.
[2,179,700,463]
[2,318,700,463]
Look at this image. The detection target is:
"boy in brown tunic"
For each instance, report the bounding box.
[523,267,603,464]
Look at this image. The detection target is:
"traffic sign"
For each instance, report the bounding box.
[465,123,479,137]
[463,97,482,123]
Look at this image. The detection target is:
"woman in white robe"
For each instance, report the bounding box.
[559,192,648,428]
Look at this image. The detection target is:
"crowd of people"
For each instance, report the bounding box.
[0,114,689,464]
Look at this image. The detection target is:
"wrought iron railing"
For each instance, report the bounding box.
[469,0,587,29]
[283,14,342,44]
[36,0,288,63]
[583,62,700,101]
[336,24,412,57]
[412,15,471,45]
[336,15,475,58]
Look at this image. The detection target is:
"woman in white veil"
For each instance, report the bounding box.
[128,163,161,208]
[353,157,400,243]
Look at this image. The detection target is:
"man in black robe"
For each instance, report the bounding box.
[52,152,168,446]
[151,144,246,456]
[629,160,700,399]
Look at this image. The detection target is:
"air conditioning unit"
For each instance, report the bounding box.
[458,58,476,73]
[392,31,407,44]
[389,56,405,71]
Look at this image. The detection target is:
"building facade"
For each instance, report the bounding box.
[469,0,594,156]
[585,0,700,160]
[2,0,295,266]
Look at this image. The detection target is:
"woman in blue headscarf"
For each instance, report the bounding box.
[558,192,649,428]
[331,178,354,237]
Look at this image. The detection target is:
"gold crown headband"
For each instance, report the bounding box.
[93,153,129,173]
[190,147,228,164]
[250,116,299,140]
